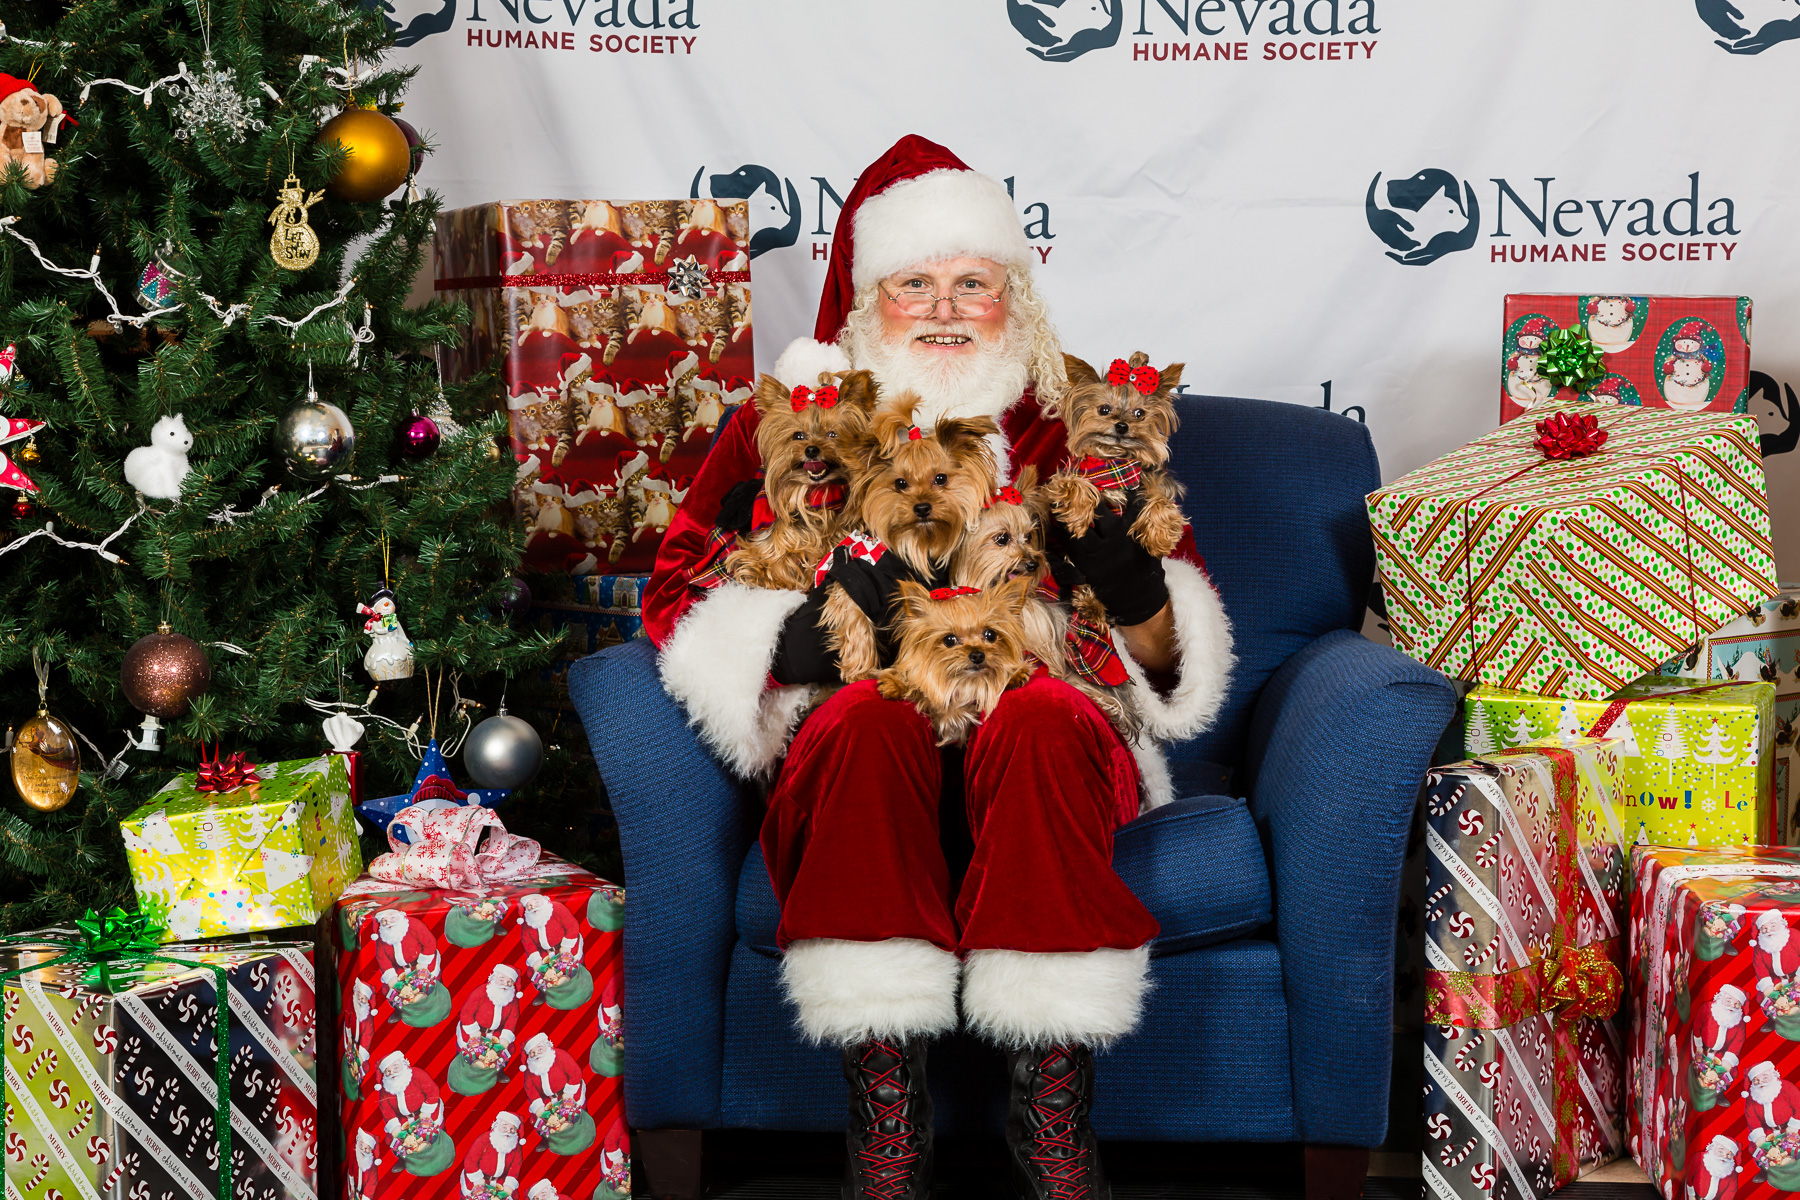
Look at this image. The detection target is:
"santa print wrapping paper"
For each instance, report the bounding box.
[1625,846,1800,1199]
[1368,399,1778,702]
[319,863,628,1200]
[1468,681,1779,849]
[0,936,318,1200]
[434,200,754,577]
[1658,588,1800,846]
[1500,295,1753,424]
[1421,739,1629,1200]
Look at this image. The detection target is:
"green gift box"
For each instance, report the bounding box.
[1464,680,1777,847]
[121,755,363,941]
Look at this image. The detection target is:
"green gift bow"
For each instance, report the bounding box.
[1538,324,1606,393]
[0,908,235,1200]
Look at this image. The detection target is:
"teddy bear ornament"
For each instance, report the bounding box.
[0,74,72,188]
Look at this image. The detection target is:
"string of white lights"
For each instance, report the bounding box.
[0,506,144,564]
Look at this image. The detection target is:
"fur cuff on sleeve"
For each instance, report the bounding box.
[772,337,852,389]
[1113,557,1235,744]
[658,582,817,778]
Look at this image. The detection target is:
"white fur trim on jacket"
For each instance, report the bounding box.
[1114,557,1235,744]
[781,937,961,1046]
[1131,739,1175,813]
[657,582,816,778]
[852,169,1032,292]
[961,946,1152,1049]
[771,337,852,390]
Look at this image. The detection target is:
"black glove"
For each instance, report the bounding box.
[823,546,918,625]
[769,588,838,685]
[1048,492,1169,628]
[715,478,763,535]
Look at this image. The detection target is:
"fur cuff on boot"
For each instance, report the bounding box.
[781,937,961,1046]
[961,946,1151,1050]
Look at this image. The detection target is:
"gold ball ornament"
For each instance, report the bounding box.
[318,108,411,203]
[11,709,80,811]
[121,622,212,719]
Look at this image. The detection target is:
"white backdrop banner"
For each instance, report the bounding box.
[378,0,1800,572]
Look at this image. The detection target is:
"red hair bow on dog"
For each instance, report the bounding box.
[989,486,1023,508]
[1106,359,1132,386]
[929,587,981,601]
[907,426,923,441]
[789,384,840,412]
[1129,365,1159,395]
[1533,410,1608,460]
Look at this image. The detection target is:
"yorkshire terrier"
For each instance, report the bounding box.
[820,393,1001,681]
[1045,350,1187,649]
[876,577,1035,746]
[726,370,877,592]
[952,468,1140,739]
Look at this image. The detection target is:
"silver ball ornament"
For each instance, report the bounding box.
[464,706,543,789]
[277,392,356,480]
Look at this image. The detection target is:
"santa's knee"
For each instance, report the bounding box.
[799,679,931,746]
[982,677,1107,747]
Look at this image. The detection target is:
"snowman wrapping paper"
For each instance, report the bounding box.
[1500,295,1753,424]
[1468,681,1777,848]
[0,937,318,1200]
[320,859,628,1200]
[433,199,755,577]
[121,756,363,942]
[1627,846,1800,1199]
[1420,738,1629,1200]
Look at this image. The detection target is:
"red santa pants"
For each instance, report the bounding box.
[761,675,1159,955]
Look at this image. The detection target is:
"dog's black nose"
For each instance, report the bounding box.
[968,650,986,666]
[805,445,820,459]
[913,502,933,519]
[1023,558,1039,573]
[1113,421,1130,437]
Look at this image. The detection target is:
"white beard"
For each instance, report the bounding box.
[382,1068,410,1095]
[1715,1002,1743,1027]
[528,1053,553,1075]
[490,1130,518,1153]
[1763,925,1789,953]
[1705,1149,1735,1175]
[848,313,1029,430]
[1753,1076,1782,1103]
[487,983,515,1006]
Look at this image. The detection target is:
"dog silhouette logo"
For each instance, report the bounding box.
[1696,0,1800,53]
[365,0,456,46]
[690,164,803,259]
[1008,0,1124,61]
[1365,169,1482,266]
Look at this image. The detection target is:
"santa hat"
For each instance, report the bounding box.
[1676,319,1708,341]
[775,135,1030,387]
[1518,317,1550,338]
[379,1050,408,1073]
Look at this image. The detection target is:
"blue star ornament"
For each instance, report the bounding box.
[355,738,510,842]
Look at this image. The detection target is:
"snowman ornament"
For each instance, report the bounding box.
[356,587,414,682]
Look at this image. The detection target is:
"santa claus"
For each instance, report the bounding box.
[1696,984,1749,1070]
[524,1181,568,1200]
[649,135,1233,1200]
[1744,1060,1800,1144]
[457,965,521,1065]
[521,1032,587,1118]
[459,1112,523,1200]
[345,980,376,1083]
[377,1051,443,1141]
[1688,1134,1741,1200]
[1754,910,1800,995]
[518,894,584,973]
[350,1129,382,1200]
[372,909,441,992]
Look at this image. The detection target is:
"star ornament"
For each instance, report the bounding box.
[354,737,509,843]
[0,412,43,493]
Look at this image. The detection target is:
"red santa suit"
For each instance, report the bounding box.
[1688,1136,1739,1200]
[373,912,440,980]
[377,1057,443,1131]
[518,897,584,959]
[648,136,1233,1051]
[1695,987,1747,1062]
[459,1118,523,1197]
[349,1133,383,1200]
[1755,915,1800,988]
[523,1038,587,1110]
[1745,1068,1800,1133]
[457,975,520,1053]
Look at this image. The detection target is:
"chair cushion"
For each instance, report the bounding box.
[735,793,1271,957]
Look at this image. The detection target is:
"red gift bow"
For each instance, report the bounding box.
[196,749,260,794]
[367,806,543,891]
[988,486,1023,508]
[789,384,839,412]
[929,587,981,601]
[1533,410,1608,460]
[1103,359,1161,396]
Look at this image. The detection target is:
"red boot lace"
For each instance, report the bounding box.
[853,1041,922,1200]
[1026,1046,1094,1200]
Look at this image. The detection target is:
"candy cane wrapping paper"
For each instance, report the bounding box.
[0,936,317,1200]
[1422,738,1629,1200]
[1369,399,1778,702]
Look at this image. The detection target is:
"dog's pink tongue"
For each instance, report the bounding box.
[803,460,828,476]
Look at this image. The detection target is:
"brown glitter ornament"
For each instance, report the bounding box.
[121,622,211,750]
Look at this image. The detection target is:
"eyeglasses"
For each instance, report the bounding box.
[879,279,1009,319]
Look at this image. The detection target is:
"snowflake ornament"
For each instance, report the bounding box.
[171,57,266,143]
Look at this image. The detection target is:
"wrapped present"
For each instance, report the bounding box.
[1422,739,1628,1200]
[572,573,646,612]
[0,911,317,1200]
[1627,845,1800,1195]
[1469,681,1778,847]
[320,807,629,1200]
[434,200,754,577]
[121,755,362,942]
[1368,400,1778,701]
[1657,586,1800,844]
[1500,295,1753,424]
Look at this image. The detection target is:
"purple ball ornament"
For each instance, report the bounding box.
[497,575,532,617]
[390,116,425,177]
[396,412,440,460]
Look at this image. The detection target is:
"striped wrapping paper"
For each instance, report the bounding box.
[1370,400,1778,701]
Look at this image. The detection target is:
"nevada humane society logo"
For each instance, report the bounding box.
[1694,0,1800,53]
[1010,0,1381,64]
[1367,168,1745,267]
[369,0,703,54]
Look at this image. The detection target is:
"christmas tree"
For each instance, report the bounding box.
[0,2,571,933]
[1691,717,1736,786]
[1463,699,1496,756]
[1507,708,1540,747]
[1654,709,1690,784]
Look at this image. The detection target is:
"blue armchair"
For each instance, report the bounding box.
[567,395,1455,1198]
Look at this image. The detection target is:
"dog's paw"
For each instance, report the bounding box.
[1130,498,1188,559]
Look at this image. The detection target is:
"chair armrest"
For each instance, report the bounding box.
[1242,628,1455,1146]
[567,638,754,1129]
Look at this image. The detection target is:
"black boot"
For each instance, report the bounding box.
[842,1039,934,1200]
[1005,1044,1111,1200]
